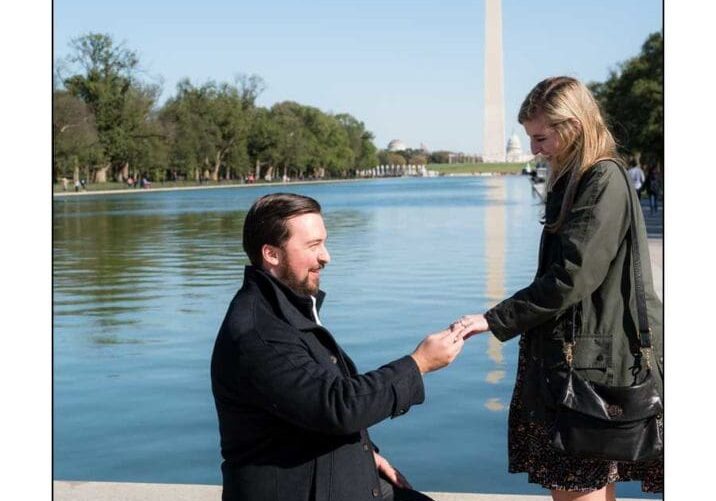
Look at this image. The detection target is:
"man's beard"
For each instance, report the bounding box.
[275,261,320,297]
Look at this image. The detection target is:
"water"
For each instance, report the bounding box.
[53,177,656,497]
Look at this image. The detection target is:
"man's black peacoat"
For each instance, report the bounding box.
[211,266,425,501]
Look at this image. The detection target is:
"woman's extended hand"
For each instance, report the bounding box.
[450,314,489,340]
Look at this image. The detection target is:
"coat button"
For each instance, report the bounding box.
[596,354,604,362]
[329,356,338,364]
[363,443,370,451]
[372,487,380,497]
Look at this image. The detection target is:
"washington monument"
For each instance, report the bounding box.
[483,0,506,162]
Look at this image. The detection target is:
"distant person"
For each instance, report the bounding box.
[127,176,135,189]
[211,193,468,501]
[80,178,86,190]
[61,177,69,191]
[645,167,661,214]
[627,158,645,198]
[74,179,81,192]
[451,77,663,501]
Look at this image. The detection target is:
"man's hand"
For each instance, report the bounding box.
[373,452,412,489]
[449,314,489,340]
[410,327,467,375]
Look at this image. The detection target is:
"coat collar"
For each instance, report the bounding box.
[244,265,326,331]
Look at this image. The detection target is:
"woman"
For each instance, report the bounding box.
[454,77,663,501]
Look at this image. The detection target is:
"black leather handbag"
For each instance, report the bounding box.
[546,165,664,462]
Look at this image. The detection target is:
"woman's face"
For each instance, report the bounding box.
[523,113,561,161]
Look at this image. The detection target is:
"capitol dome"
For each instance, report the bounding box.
[506,132,523,162]
[387,139,408,152]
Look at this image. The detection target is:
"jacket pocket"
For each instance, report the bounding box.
[571,336,611,385]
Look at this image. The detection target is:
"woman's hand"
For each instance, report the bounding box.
[450,314,489,340]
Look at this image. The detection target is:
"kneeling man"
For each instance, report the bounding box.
[211,193,467,501]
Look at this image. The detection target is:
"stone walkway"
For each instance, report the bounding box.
[641,198,663,301]
[53,481,651,501]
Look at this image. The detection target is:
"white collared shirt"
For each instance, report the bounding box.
[311,296,322,326]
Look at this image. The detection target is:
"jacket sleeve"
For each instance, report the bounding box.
[485,164,630,342]
[237,318,425,435]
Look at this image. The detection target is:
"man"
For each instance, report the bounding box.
[211,193,467,501]
[627,158,645,198]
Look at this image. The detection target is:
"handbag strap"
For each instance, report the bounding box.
[615,163,653,351]
[563,161,652,366]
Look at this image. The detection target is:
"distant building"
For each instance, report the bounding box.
[387,139,408,152]
[505,131,533,163]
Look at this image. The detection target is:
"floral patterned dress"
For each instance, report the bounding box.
[506,336,663,493]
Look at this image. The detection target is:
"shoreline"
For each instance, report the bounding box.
[52,178,370,198]
[52,172,524,198]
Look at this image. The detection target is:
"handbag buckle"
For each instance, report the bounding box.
[641,347,653,370]
[563,342,574,367]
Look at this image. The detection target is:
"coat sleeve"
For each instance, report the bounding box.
[485,164,630,342]
[236,317,425,435]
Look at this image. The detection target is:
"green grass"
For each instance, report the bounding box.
[428,162,526,174]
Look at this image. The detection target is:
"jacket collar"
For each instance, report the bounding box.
[244,265,326,331]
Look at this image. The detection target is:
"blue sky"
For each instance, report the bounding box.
[53,0,662,155]
[54,0,662,153]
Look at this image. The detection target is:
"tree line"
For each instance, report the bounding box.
[53,32,664,184]
[53,33,378,184]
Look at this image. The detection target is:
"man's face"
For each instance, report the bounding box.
[273,213,330,296]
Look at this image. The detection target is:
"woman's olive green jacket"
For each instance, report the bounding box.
[485,160,663,419]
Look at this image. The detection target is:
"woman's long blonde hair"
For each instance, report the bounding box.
[519,76,620,232]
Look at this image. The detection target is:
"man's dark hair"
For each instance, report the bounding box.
[243,193,322,266]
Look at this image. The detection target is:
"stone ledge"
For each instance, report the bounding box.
[53,481,653,501]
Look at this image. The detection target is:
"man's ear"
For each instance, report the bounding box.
[262,244,281,267]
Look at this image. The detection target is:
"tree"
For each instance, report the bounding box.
[246,107,279,180]
[53,90,103,182]
[160,79,208,181]
[269,102,311,179]
[63,33,164,182]
[378,151,407,166]
[122,85,169,181]
[235,74,266,110]
[429,151,451,164]
[335,113,378,171]
[161,79,250,181]
[590,32,663,168]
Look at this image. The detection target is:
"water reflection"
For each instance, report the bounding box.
[54,179,564,495]
[53,204,248,338]
[53,194,371,342]
[483,178,506,411]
